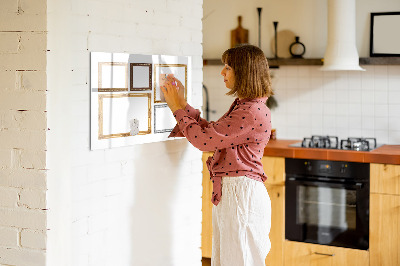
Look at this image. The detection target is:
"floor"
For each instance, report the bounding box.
[202,257,211,266]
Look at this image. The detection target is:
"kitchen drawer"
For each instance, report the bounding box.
[284,241,369,266]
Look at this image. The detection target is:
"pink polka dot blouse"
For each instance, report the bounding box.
[169,97,272,206]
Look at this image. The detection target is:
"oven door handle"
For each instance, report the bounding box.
[287,177,364,189]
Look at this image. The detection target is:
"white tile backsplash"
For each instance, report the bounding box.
[204,65,400,144]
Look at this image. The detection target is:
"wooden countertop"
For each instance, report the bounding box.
[263,139,400,165]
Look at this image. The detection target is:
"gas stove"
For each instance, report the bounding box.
[289,135,381,151]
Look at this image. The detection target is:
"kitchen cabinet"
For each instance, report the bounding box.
[370,163,400,266]
[261,156,285,266]
[201,154,286,266]
[284,241,369,266]
[370,163,400,195]
[201,152,213,258]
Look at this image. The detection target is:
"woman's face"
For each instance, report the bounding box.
[220,64,235,89]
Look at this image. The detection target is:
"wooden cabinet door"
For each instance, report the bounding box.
[201,152,213,258]
[370,193,400,266]
[262,156,285,186]
[284,241,369,266]
[264,184,284,266]
[370,163,400,195]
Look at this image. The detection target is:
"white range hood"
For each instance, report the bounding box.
[320,0,365,71]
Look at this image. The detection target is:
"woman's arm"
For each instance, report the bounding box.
[172,106,257,152]
[162,76,210,137]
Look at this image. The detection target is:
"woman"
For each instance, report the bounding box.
[162,44,273,266]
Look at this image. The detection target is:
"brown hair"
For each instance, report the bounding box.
[221,44,273,99]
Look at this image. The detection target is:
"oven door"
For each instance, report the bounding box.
[285,177,369,250]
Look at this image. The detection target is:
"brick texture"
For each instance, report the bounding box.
[0,0,47,264]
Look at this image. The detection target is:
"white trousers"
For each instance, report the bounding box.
[212,176,271,266]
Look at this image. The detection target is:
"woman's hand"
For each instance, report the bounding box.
[161,75,185,113]
[172,76,187,108]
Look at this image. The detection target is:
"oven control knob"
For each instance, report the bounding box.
[304,162,312,171]
[340,164,347,174]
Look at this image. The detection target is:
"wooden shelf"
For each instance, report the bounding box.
[203,57,400,67]
[359,57,400,65]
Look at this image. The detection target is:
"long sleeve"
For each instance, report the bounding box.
[168,103,210,137]
[172,105,257,152]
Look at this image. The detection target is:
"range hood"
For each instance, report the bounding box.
[320,0,365,71]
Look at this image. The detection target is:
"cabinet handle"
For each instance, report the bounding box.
[314,252,335,257]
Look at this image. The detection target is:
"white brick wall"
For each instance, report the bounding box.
[47,1,203,266]
[0,0,48,265]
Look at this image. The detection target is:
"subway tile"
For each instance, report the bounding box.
[336,90,349,103]
[335,115,348,128]
[310,66,324,77]
[284,66,298,77]
[388,91,400,104]
[374,65,388,77]
[388,104,400,117]
[323,103,336,115]
[323,86,336,103]
[348,72,362,90]
[336,103,349,116]
[374,130,389,144]
[388,117,400,131]
[388,131,400,144]
[374,90,388,104]
[388,76,400,91]
[361,104,375,116]
[310,77,324,89]
[298,77,310,89]
[348,116,362,129]
[349,128,362,137]
[362,116,375,130]
[361,90,375,104]
[361,129,375,138]
[348,90,362,103]
[374,117,389,130]
[388,65,400,76]
[298,67,311,78]
[375,104,389,117]
[361,73,374,91]
[348,103,362,116]
[286,77,299,89]
[374,77,388,91]
[335,74,349,90]
[311,102,324,113]
[323,115,336,129]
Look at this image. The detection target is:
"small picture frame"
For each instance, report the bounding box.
[154,64,187,103]
[154,104,176,133]
[370,12,400,57]
[130,63,152,91]
[98,62,129,92]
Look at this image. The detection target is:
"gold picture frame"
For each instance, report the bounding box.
[154,64,187,103]
[98,93,151,139]
[98,62,129,92]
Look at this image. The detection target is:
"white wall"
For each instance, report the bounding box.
[203,0,400,145]
[47,0,203,266]
[0,0,48,265]
[203,0,400,58]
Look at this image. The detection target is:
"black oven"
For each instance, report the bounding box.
[285,158,369,250]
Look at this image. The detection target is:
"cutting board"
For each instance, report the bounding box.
[231,16,249,48]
